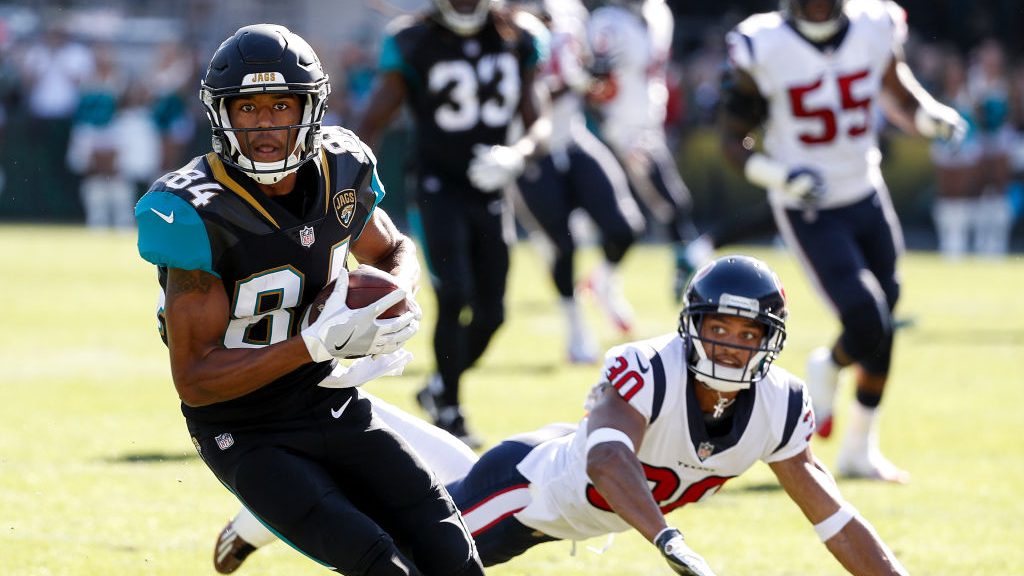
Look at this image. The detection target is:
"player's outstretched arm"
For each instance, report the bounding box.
[882,55,966,143]
[355,71,407,149]
[585,386,715,576]
[770,447,909,576]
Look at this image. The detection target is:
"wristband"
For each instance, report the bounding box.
[814,502,858,542]
[585,427,635,455]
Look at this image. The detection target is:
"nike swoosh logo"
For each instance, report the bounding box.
[150,208,175,224]
[334,331,355,352]
[634,352,650,374]
[331,397,352,419]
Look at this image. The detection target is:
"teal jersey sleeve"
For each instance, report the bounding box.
[378,34,415,83]
[353,166,386,241]
[526,29,547,69]
[135,191,218,277]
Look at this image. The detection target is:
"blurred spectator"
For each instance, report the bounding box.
[966,38,1015,256]
[67,46,159,230]
[339,41,377,122]
[20,21,95,218]
[0,37,21,199]
[150,41,197,172]
[930,49,982,259]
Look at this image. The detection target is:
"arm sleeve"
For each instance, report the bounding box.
[378,33,415,85]
[884,0,909,54]
[725,27,772,96]
[763,377,815,463]
[135,191,217,276]
[350,134,386,241]
[599,344,661,424]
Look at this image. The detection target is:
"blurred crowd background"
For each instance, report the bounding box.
[1,0,1022,254]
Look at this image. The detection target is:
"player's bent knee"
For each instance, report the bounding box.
[411,511,482,576]
[350,535,418,576]
[838,299,892,361]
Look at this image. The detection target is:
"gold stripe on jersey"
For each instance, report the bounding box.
[205,153,281,229]
[320,148,331,216]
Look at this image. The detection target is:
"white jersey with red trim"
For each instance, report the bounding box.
[539,0,592,152]
[587,0,674,152]
[727,0,908,209]
[513,332,814,541]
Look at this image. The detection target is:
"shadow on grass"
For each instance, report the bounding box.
[106,452,198,464]
[731,481,784,494]
[906,328,1024,346]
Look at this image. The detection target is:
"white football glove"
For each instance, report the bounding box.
[915,102,967,144]
[467,144,525,192]
[300,271,419,362]
[783,167,826,205]
[744,153,825,206]
[654,528,717,576]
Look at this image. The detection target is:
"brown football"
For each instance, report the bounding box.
[305,267,408,326]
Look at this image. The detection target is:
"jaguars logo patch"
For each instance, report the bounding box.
[333,188,357,227]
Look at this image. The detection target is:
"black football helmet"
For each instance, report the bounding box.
[781,0,847,42]
[677,255,788,392]
[433,0,493,35]
[200,24,330,185]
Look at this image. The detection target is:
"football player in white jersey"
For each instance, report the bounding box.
[587,0,702,301]
[214,255,909,575]
[510,0,645,359]
[719,0,966,482]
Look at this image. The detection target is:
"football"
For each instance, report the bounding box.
[304,267,409,326]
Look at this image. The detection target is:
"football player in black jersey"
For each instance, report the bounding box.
[135,24,484,576]
[357,0,551,447]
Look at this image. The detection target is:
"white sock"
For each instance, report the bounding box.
[975,192,1012,255]
[561,296,587,339]
[839,400,878,459]
[932,197,971,259]
[232,506,277,547]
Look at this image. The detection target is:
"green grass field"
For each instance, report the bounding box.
[2,224,1022,575]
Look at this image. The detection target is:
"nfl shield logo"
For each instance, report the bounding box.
[697,441,715,461]
[215,433,235,451]
[299,226,316,247]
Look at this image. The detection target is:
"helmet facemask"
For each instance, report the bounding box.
[681,303,786,392]
[781,0,846,42]
[433,0,492,35]
[202,83,329,185]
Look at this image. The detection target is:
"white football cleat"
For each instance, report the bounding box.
[806,347,840,438]
[836,447,910,484]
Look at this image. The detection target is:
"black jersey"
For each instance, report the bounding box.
[135,126,384,424]
[380,12,542,189]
